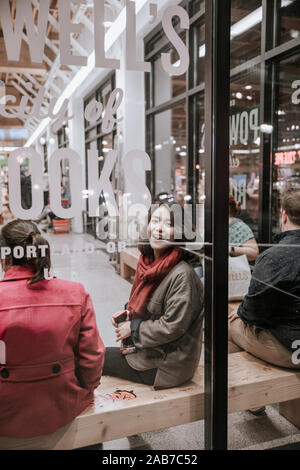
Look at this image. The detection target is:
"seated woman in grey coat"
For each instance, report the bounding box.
[102,202,204,389]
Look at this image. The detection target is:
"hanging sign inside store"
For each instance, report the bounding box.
[0,0,191,221]
[274,150,300,166]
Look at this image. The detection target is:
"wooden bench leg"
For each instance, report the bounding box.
[120,263,132,280]
[279,399,300,429]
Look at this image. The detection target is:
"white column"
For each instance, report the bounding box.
[69,96,85,233]
[116,40,146,243]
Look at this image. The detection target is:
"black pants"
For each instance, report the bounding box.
[103,347,157,386]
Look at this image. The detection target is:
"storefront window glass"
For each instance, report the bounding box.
[154,103,187,201]
[278,0,300,46]
[272,54,300,233]
[191,92,205,237]
[191,0,204,15]
[153,42,187,107]
[191,21,205,88]
[230,66,261,238]
[84,74,116,238]
[230,0,262,69]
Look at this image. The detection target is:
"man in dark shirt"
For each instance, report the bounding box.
[229,189,300,369]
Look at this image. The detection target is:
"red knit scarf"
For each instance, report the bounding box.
[127,248,182,318]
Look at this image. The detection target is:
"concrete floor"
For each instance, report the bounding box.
[44,231,300,450]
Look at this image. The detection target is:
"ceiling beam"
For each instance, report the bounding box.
[0,65,47,75]
[31,0,89,58]
[24,73,54,100]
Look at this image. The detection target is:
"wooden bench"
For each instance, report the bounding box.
[120,247,140,280]
[1,351,300,450]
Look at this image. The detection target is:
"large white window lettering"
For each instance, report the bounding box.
[8,148,44,220]
[88,149,119,218]
[0,1,190,73]
[0,0,50,63]
[49,149,82,219]
[230,107,259,146]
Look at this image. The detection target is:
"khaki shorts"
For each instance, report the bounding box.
[228,317,300,369]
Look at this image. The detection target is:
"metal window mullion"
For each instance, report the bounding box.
[258,0,274,246]
[204,0,230,451]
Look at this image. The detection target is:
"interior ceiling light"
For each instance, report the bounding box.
[236,92,243,99]
[245,85,252,90]
[290,29,300,39]
[246,95,252,100]
[260,124,273,134]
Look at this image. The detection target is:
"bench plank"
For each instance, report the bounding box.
[1,352,300,449]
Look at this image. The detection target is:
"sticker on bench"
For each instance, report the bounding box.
[108,389,136,401]
[94,389,136,407]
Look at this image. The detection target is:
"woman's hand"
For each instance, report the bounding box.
[111,310,129,328]
[230,238,259,261]
[115,321,131,342]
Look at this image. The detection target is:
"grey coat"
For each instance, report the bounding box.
[126,260,204,389]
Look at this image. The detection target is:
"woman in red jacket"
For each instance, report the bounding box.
[0,219,105,438]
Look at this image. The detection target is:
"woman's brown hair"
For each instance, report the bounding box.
[137,202,197,263]
[0,219,51,286]
[229,195,241,218]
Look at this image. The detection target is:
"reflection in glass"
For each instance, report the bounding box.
[190,0,204,16]
[191,21,205,88]
[272,54,300,234]
[278,0,300,46]
[154,40,186,107]
[192,93,205,236]
[230,66,261,238]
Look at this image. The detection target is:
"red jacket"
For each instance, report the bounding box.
[0,266,105,438]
